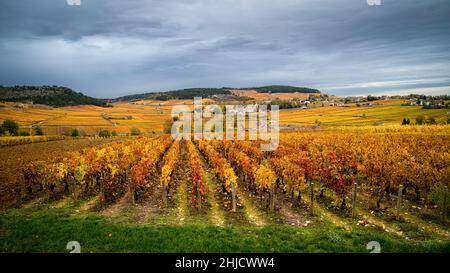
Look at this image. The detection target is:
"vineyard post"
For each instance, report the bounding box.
[443,185,448,224]
[232,181,236,212]
[129,178,135,205]
[396,184,403,220]
[99,175,105,204]
[352,182,358,218]
[69,175,77,203]
[19,173,26,200]
[45,186,51,202]
[197,179,202,209]
[270,180,275,211]
[163,184,168,207]
[309,181,314,215]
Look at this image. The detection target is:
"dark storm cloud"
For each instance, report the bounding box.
[0,0,449,97]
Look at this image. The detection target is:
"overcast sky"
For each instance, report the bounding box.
[1,0,450,98]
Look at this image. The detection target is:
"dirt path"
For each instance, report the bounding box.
[195,144,265,227]
[311,187,449,240]
[203,171,225,227]
[235,186,267,227]
[356,190,450,239]
[165,140,190,224]
[309,200,353,231]
[273,191,315,227]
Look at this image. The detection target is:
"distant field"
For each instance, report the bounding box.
[0,102,173,135]
[0,99,448,135]
[280,100,449,126]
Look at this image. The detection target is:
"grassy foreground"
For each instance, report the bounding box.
[0,201,448,253]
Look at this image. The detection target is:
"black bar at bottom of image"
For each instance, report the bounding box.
[0,253,447,272]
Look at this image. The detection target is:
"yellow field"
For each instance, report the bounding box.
[0,135,65,147]
[0,102,173,135]
[0,99,448,135]
[280,100,449,126]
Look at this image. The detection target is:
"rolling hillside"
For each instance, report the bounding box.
[0,86,108,107]
[115,85,321,102]
[116,88,232,101]
[233,85,321,94]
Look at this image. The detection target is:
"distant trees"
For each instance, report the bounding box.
[98,129,111,138]
[367,95,379,101]
[116,86,321,102]
[66,129,80,137]
[239,85,320,94]
[117,88,232,101]
[130,128,141,136]
[0,85,108,107]
[163,117,178,134]
[267,99,308,110]
[416,115,426,125]
[0,120,46,136]
[402,116,441,125]
[1,119,19,136]
[33,126,44,136]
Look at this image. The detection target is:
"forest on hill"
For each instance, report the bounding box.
[0,86,108,107]
[116,85,321,101]
[116,88,232,101]
[234,85,321,94]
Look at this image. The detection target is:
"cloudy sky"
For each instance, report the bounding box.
[1,0,450,98]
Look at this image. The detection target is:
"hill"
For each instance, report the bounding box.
[116,85,320,102]
[0,86,108,107]
[235,85,321,94]
[116,88,231,101]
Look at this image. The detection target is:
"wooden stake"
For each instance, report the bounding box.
[309,181,314,215]
[129,178,135,205]
[443,185,448,224]
[396,184,403,220]
[197,179,202,209]
[162,184,168,207]
[352,182,358,218]
[99,176,105,204]
[270,181,275,211]
[232,182,236,212]
[71,176,78,203]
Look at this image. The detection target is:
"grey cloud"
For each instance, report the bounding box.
[0,0,450,97]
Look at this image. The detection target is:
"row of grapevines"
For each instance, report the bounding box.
[211,140,276,192]
[186,140,206,206]
[159,140,180,205]
[196,140,238,211]
[0,135,65,147]
[23,136,172,203]
[128,136,173,201]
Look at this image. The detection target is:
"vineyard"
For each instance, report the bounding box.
[1,99,448,136]
[0,126,449,252]
[0,135,65,147]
